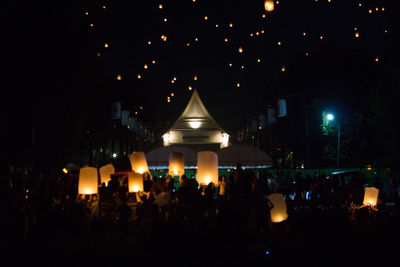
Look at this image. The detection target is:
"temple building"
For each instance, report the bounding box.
[162,90,230,151]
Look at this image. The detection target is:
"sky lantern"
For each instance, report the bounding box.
[268,193,288,223]
[128,172,144,193]
[264,0,274,12]
[363,187,379,206]
[197,151,218,185]
[169,152,185,177]
[99,163,114,186]
[129,152,149,174]
[78,167,98,195]
[117,74,122,80]
[238,47,243,53]
[104,42,109,48]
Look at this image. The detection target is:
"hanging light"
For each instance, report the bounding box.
[99,164,114,187]
[129,152,149,174]
[264,0,274,12]
[128,172,144,193]
[78,167,98,195]
[363,187,379,206]
[169,152,185,177]
[269,193,288,223]
[197,151,218,185]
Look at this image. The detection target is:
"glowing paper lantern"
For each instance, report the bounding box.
[129,152,149,174]
[78,167,98,195]
[99,164,114,186]
[197,151,218,185]
[264,0,274,11]
[268,193,288,223]
[169,152,185,177]
[363,187,379,206]
[128,172,144,193]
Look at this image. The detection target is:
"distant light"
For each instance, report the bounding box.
[228,63,232,67]
[104,42,109,48]
[261,30,265,34]
[90,23,94,27]
[96,52,101,57]
[355,32,359,38]
[62,168,68,174]
[326,113,334,121]
[224,38,228,42]
[85,11,89,16]
[171,93,174,97]
[303,32,306,36]
[257,58,261,63]
[241,65,245,69]
[159,4,163,9]
[112,153,117,158]
[102,5,106,9]
[161,35,167,41]
[204,16,208,20]
[117,74,122,80]
[256,32,259,36]
[305,52,309,56]
[152,60,156,64]
[368,9,372,13]
[229,23,233,28]
[188,86,192,91]
[186,42,190,46]
[173,77,177,81]
[262,14,266,18]
[320,35,324,40]
[137,74,141,79]
[194,75,198,80]
[144,64,148,69]
[375,57,379,62]
[277,41,282,46]
[164,18,167,22]
[215,24,219,28]
[195,37,199,42]
[281,66,286,72]
[140,106,143,110]
[238,47,243,53]
[236,82,240,87]
[264,0,274,11]
[148,41,152,45]
[250,33,254,37]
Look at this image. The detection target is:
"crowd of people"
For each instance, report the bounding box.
[1,160,399,249]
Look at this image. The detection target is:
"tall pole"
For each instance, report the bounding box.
[337,124,340,169]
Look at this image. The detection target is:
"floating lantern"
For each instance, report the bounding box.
[129,152,149,174]
[268,193,288,223]
[264,0,274,12]
[78,167,98,195]
[169,152,185,177]
[128,172,144,193]
[197,151,218,185]
[99,164,114,186]
[363,187,379,206]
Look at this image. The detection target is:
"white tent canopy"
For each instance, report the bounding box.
[217,145,273,168]
[146,145,272,169]
[146,146,197,169]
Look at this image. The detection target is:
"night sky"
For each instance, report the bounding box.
[3,0,398,164]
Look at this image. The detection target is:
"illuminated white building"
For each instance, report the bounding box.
[162,90,230,149]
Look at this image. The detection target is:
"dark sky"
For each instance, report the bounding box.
[3,0,396,162]
[86,0,392,129]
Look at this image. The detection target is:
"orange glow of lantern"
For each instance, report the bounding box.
[129,152,149,174]
[363,187,379,206]
[99,164,114,186]
[78,167,98,195]
[197,151,218,185]
[169,152,185,177]
[128,172,144,193]
[264,0,274,12]
[269,193,288,223]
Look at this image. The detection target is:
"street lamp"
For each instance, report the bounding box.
[326,113,340,169]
